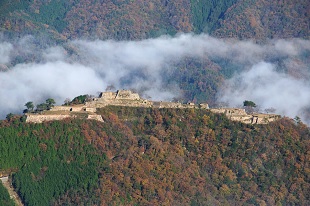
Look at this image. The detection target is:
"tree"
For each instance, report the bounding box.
[243,100,257,114]
[294,116,301,124]
[64,98,71,106]
[36,103,48,112]
[6,113,14,121]
[25,101,34,112]
[243,100,256,108]
[265,107,276,114]
[46,98,56,109]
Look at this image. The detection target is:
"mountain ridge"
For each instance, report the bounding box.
[0,0,308,40]
[0,106,309,205]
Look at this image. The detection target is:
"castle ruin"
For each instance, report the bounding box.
[25,90,280,124]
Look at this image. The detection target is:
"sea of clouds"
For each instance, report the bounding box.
[0,33,309,123]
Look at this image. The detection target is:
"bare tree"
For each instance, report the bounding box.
[64,98,71,106]
[265,107,276,114]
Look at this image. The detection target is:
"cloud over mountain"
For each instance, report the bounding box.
[0,33,309,123]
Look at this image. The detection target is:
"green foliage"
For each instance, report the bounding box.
[36,103,48,112]
[0,106,308,205]
[0,120,108,205]
[96,106,309,205]
[45,98,56,109]
[0,183,15,206]
[169,58,224,104]
[25,101,34,112]
[0,0,31,17]
[70,95,89,105]
[190,0,237,33]
[30,1,71,33]
[5,113,14,121]
[243,100,256,107]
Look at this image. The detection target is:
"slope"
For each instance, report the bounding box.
[1,0,308,40]
[0,107,309,205]
[213,0,310,39]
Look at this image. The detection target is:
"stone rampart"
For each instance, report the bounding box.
[99,92,116,99]
[210,108,247,116]
[87,115,104,122]
[210,108,280,124]
[26,114,76,123]
[115,90,140,100]
[50,106,71,111]
[25,90,280,125]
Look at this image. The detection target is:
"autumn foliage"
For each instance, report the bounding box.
[0,106,309,205]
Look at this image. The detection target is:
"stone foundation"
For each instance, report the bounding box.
[210,108,280,124]
[25,90,280,125]
[87,115,104,122]
[26,114,76,123]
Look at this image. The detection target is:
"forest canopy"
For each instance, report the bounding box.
[0,106,309,205]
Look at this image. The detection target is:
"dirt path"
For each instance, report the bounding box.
[0,176,24,206]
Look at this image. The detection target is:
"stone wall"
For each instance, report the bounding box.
[26,114,76,123]
[210,108,280,124]
[115,90,140,100]
[210,108,247,116]
[50,106,71,111]
[99,92,116,99]
[87,115,104,122]
[25,90,280,125]
[153,101,182,108]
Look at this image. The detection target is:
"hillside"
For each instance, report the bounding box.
[213,0,310,39]
[0,107,309,205]
[0,0,308,40]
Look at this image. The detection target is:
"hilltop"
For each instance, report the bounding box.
[0,104,309,205]
[25,90,280,125]
[0,1,309,205]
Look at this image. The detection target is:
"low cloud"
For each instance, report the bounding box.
[0,62,104,116]
[0,33,309,123]
[0,42,12,64]
[218,62,310,123]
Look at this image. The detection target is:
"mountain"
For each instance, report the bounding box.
[213,0,310,39]
[0,107,309,205]
[0,0,309,40]
[0,1,309,205]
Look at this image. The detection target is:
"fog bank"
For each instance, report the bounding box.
[0,33,309,123]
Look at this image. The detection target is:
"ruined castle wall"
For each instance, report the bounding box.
[209,108,280,124]
[27,89,280,125]
[50,106,71,112]
[26,114,76,123]
[210,108,247,116]
[99,92,117,99]
[85,107,96,112]
[230,115,254,124]
[199,103,209,109]
[253,114,281,124]
[50,106,85,112]
[152,102,183,108]
[115,90,140,100]
[87,115,104,122]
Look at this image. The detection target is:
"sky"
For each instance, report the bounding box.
[0,33,309,123]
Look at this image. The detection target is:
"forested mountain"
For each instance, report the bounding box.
[0,107,309,205]
[0,0,309,40]
[0,1,309,205]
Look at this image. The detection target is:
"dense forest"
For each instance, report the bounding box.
[0,0,309,205]
[0,106,309,205]
[0,182,15,206]
[0,0,308,40]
